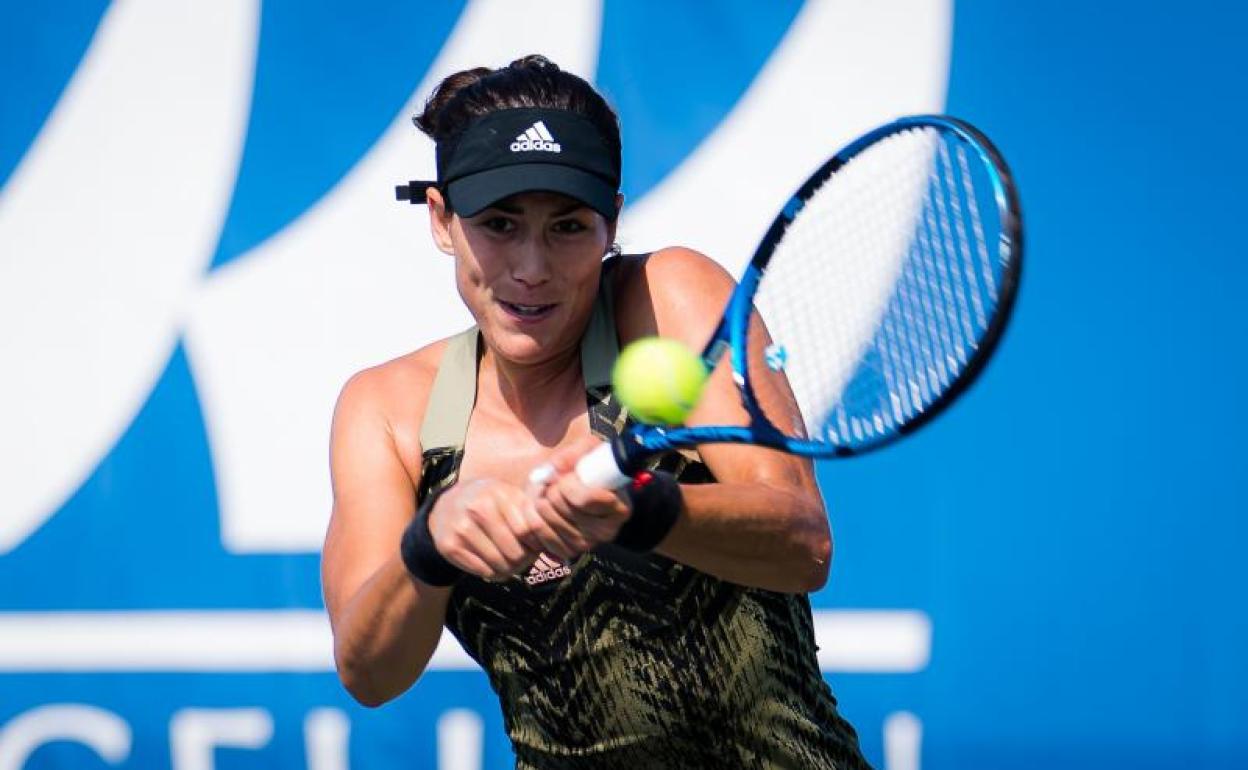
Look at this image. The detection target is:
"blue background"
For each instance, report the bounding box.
[2,2,1246,768]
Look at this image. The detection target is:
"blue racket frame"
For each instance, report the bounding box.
[609,115,1023,474]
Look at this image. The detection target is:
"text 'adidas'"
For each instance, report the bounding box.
[510,120,561,153]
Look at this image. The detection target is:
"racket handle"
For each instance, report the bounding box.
[575,442,632,488]
[527,442,633,491]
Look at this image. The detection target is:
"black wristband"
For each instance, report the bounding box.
[614,470,683,552]
[400,486,465,587]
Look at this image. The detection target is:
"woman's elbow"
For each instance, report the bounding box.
[334,645,406,708]
[337,662,391,708]
[342,679,393,709]
[793,520,832,593]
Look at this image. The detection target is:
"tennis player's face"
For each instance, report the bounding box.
[437,191,617,365]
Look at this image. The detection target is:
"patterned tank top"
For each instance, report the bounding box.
[417,258,870,769]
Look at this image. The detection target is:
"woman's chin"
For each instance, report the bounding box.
[484,328,558,366]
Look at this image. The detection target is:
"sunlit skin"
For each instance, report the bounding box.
[431,189,616,372]
[321,189,830,707]
[424,187,632,575]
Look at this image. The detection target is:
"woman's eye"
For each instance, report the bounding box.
[552,219,588,235]
[481,217,515,233]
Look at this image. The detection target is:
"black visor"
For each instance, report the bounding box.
[435,107,620,219]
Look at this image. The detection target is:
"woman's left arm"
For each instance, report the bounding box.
[539,429,828,593]
[654,452,830,593]
[556,247,832,593]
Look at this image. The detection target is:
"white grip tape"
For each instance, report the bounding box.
[574,442,631,489]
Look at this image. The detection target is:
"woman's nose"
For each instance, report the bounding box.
[509,237,552,286]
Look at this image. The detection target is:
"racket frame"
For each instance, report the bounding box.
[607,114,1023,475]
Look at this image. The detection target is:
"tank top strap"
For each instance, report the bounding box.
[580,254,621,389]
[418,256,622,453]
[419,325,480,451]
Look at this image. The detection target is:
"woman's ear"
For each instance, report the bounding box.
[425,187,456,256]
[606,193,625,247]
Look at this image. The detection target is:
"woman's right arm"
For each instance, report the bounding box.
[321,367,448,708]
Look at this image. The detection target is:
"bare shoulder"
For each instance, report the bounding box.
[614,247,735,349]
[331,338,453,476]
[336,341,443,418]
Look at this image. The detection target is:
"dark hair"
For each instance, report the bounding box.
[413,54,622,184]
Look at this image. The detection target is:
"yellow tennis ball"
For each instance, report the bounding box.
[612,337,708,425]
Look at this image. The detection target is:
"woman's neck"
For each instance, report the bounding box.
[477,343,587,445]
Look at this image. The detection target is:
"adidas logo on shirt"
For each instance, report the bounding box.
[524,553,572,585]
[510,121,562,153]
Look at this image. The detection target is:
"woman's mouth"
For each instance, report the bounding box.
[499,300,557,321]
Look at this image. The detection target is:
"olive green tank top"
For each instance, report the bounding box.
[418,258,870,769]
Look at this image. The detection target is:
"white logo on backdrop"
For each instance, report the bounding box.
[0,0,951,558]
[0,0,258,553]
[0,0,950,689]
[0,1,951,766]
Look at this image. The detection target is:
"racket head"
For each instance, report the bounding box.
[617,115,1022,469]
[740,114,1022,456]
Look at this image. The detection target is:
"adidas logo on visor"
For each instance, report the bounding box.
[510,121,562,153]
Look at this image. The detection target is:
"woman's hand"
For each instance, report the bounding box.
[428,477,595,579]
[425,479,540,581]
[531,436,633,550]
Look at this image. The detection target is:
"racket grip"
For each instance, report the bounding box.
[526,442,632,490]
[575,442,632,488]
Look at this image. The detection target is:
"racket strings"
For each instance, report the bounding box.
[749,126,1006,448]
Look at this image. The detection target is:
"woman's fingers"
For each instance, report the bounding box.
[539,470,631,546]
[497,485,579,560]
[427,464,632,583]
[529,500,592,558]
[430,481,537,580]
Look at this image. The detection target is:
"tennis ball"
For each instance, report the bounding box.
[612,337,708,425]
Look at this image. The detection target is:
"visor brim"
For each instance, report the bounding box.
[445,164,618,219]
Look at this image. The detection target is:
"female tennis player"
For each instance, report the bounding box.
[321,55,870,769]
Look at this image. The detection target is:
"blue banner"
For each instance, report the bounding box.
[1,2,1244,768]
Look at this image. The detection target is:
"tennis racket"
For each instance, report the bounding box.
[557,114,1023,488]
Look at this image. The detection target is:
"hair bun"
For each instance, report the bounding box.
[508,54,559,71]
[410,54,620,182]
[412,67,491,137]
